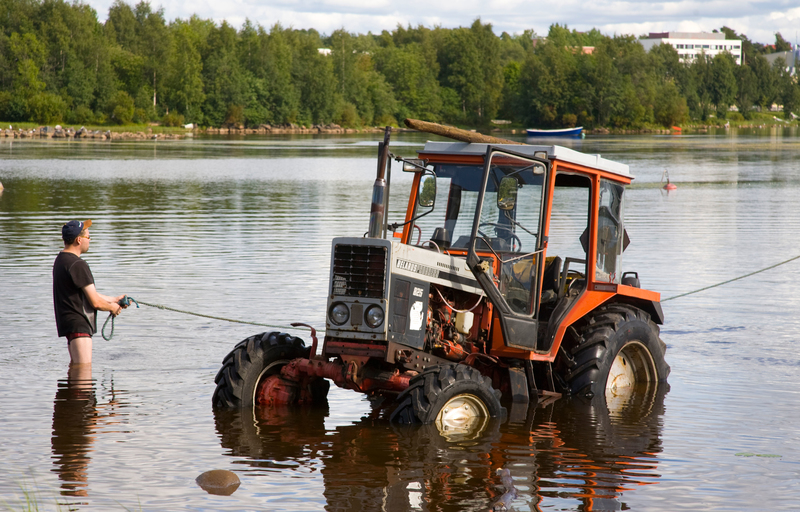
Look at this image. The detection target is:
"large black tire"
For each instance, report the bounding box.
[212,331,320,408]
[390,364,505,425]
[557,304,669,400]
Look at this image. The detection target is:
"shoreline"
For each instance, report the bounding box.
[1,122,795,141]
[1,123,396,141]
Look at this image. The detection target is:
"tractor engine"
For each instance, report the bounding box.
[424,284,487,363]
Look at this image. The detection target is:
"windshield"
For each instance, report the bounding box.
[411,164,483,248]
[412,162,545,253]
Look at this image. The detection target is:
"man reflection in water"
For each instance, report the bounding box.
[53,219,127,364]
[51,364,97,497]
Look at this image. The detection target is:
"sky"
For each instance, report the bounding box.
[90,0,800,46]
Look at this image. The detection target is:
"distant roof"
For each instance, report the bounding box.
[419,141,632,179]
[764,50,797,65]
[646,31,730,41]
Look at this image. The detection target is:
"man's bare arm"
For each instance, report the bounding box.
[82,284,122,316]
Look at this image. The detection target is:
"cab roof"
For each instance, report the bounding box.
[419,141,632,179]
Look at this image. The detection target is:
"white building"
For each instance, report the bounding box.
[640,32,742,65]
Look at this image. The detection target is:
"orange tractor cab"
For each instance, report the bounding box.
[213,128,669,427]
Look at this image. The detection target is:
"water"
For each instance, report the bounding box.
[1,130,800,511]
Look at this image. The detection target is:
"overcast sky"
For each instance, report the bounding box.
[91,0,800,46]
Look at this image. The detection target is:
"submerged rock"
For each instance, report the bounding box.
[196,469,240,496]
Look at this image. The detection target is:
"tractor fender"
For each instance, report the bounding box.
[611,297,664,325]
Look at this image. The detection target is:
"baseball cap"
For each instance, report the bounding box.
[62,219,92,241]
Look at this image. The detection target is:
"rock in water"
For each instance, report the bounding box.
[196,469,240,496]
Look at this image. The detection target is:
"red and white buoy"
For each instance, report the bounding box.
[661,170,677,190]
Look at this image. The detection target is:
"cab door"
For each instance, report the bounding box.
[466,147,549,350]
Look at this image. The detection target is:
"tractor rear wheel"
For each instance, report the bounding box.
[213,331,326,408]
[558,304,669,402]
[390,364,504,430]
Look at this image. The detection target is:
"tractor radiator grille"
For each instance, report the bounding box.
[332,244,387,298]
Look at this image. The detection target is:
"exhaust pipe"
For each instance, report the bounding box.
[367,127,391,238]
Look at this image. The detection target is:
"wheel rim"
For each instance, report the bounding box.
[252,359,292,405]
[435,394,490,435]
[606,340,656,407]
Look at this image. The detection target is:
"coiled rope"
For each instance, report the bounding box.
[662,253,800,302]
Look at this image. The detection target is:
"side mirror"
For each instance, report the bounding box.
[418,174,436,208]
[497,176,517,211]
[403,159,427,172]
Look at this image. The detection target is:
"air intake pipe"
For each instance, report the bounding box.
[367,127,391,238]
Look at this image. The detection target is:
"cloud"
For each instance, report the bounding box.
[89,0,792,44]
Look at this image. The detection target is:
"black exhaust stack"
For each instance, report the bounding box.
[368,127,391,238]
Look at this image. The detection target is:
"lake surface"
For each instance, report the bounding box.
[1,129,800,511]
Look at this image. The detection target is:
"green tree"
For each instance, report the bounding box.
[734,63,757,118]
[653,81,687,126]
[291,29,337,124]
[710,52,737,118]
[166,21,204,120]
[202,21,248,126]
[375,42,442,121]
[776,59,800,119]
[774,32,792,53]
[133,1,171,116]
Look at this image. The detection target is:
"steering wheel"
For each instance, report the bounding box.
[478,222,522,252]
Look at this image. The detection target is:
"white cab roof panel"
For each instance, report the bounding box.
[420,141,632,179]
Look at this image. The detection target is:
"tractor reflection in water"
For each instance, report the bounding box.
[213,384,668,511]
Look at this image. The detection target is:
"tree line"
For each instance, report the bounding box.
[1,0,797,129]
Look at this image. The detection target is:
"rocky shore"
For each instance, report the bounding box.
[1,123,390,140]
[1,125,184,140]
[202,123,387,135]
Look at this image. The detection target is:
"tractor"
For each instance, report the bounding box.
[212,122,669,430]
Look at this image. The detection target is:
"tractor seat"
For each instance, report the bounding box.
[541,256,562,303]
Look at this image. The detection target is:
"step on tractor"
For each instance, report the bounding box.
[212,122,670,430]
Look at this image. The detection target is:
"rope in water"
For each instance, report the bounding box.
[662,253,800,302]
[134,299,314,331]
[102,297,317,341]
[100,253,800,339]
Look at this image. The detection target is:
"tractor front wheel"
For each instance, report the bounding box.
[390,364,504,430]
[213,331,327,408]
[559,304,669,403]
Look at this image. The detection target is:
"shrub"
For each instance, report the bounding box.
[69,105,95,124]
[223,104,244,127]
[337,102,359,127]
[374,113,398,127]
[161,112,185,127]
[109,91,135,124]
[29,93,67,124]
[133,108,150,124]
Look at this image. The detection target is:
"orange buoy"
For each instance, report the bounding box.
[661,170,677,190]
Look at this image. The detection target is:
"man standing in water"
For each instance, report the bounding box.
[53,220,127,364]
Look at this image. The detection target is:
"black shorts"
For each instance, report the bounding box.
[66,333,92,342]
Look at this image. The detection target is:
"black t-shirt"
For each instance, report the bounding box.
[53,252,96,337]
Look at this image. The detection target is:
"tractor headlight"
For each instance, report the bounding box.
[364,305,385,328]
[329,303,350,325]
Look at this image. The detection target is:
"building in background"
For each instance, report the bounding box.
[639,32,742,65]
[763,48,799,75]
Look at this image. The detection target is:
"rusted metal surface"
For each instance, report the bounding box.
[280,357,412,394]
[256,375,298,406]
